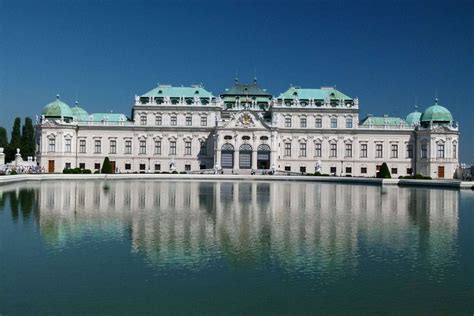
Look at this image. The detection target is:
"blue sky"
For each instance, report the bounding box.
[0,0,472,162]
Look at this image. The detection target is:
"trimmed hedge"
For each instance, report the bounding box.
[399,174,432,180]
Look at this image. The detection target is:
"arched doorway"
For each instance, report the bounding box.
[257,144,271,169]
[239,144,252,169]
[221,143,234,169]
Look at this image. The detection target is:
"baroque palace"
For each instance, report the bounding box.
[35,80,459,178]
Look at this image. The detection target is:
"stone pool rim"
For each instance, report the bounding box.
[0,173,472,190]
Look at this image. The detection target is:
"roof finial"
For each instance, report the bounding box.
[56,94,60,99]
[75,100,79,106]
[254,68,257,84]
[435,89,438,104]
[234,69,239,84]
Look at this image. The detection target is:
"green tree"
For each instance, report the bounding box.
[6,117,22,162]
[21,117,35,159]
[377,162,392,178]
[101,157,113,174]
[0,126,8,149]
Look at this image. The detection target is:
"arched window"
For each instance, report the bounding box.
[331,117,338,128]
[257,144,271,151]
[221,143,234,151]
[239,144,252,151]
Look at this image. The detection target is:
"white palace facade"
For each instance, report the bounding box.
[35,81,460,178]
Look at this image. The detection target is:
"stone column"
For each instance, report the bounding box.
[0,147,4,165]
[252,150,257,169]
[234,150,240,171]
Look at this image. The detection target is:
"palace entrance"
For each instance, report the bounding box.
[221,143,234,169]
[257,144,271,169]
[48,160,55,173]
[239,144,252,169]
[438,166,445,178]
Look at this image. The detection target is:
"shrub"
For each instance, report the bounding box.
[161,171,169,174]
[179,171,187,174]
[82,169,92,174]
[10,170,17,175]
[101,157,113,174]
[172,170,178,174]
[321,174,330,177]
[377,162,391,178]
[314,171,322,176]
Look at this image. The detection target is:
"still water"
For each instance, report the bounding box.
[0,180,473,315]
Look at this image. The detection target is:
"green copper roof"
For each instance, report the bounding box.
[221,82,272,97]
[142,85,213,98]
[88,113,129,122]
[277,87,352,100]
[405,109,422,126]
[360,116,407,127]
[71,102,89,121]
[420,99,453,122]
[42,96,74,118]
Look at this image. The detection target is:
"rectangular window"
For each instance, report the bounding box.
[110,140,117,154]
[171,115,177,126]
[125,163,131,170]
[300,117,307,128]
[346,167,352,174]
[186,116,192,126]
[185,141,192,155]
[453,143,457,159]
[284,166,291,171]
[361,167,367,174]
[169,141,176,155]
[407,144,413,158]
[346,117,353,128]
[65,139,71,153]
[94,163,100,170]
[154,164,161,172]
[407,168,413,175]
[94,140,101,154]
[154,140,161,155]
[65,162,71,169]
[125,140,132,154]
[375,144,383,158]
[345,143,352,157]
[299,143,307,157]
[330,143,337,157]
[300,166,306,173]
[285,117,292,128]
[437,144,445,158]
[421,143,428,158]
[284,143,291,157]
[200,116,207,127]
[48,138,56,152]
[330,166,337,174]
[139,164,146,173]
[391,168,398,174]
[200,141,207,155]
[79,163,85,169]
[315,117,322,128]
[391,144,398,158]
[155,115,162,126]
[314,143,322,157]
[139,140,146,154]
[185,164,191,171]
[360,143,368,158]
[330,117,337,128]
[79,139,86,153]
[140,115,147,125]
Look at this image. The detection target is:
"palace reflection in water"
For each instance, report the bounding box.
[0,180,459,281]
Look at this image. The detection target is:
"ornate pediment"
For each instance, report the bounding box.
[221,111,271,130]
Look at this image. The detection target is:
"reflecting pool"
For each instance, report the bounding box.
[0,180,473,314]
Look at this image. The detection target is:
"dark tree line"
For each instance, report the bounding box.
[0,117,36,162]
